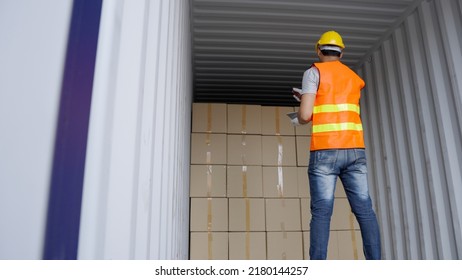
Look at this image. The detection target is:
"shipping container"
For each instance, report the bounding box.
[0,0,461,260]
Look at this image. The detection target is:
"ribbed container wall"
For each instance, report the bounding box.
[78,0,192,259]
[359,0,462,260]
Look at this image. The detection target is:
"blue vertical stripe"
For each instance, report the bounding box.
[43,0,102,260]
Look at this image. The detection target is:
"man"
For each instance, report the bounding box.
[294,31,381,260]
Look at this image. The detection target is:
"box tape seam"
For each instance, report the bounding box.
[207,197,213,259]
[207,103,212,133]
[241,105,247,134]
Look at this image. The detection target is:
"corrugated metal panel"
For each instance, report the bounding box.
[78,0,192,259]
[191,0,419,105]
[360,0,462,259]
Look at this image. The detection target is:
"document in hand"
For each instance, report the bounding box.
[292,88,302,102]
[286,111,300,126]
[286,111,298,121]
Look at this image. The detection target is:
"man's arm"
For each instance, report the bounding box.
[298,93,316,124]
[297,66,318,124]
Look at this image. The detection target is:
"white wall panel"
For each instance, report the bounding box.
[0,0,73,259]
[78,0,192,260]
[359,0,462,259]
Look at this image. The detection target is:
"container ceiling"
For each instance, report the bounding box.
[191,0,422,106]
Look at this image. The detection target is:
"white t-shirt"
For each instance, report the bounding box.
[301,66,319,95]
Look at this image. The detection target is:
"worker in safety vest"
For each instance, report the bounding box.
[294,31,381,260]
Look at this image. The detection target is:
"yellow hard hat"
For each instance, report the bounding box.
[315,30,345,51]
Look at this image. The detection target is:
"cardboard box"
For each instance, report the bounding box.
[267,231,303,260]
[331,198,359,230]
[300,199,311,231]
[294,106,312,136]
[262,167,299,198]
[303,231,338,260]
[190,232,228,260]
[261,106,295,136]
[295,136,311,167]
[227,135,262,166]
[227,104,262,135]
[227,166,263,198]
[190,133,227,165]
[297,167,309,198]
[337,230,365,260]
[265,198,301,231]
[192,103,227,133]
[190,165,226,197]
[190,198,228,232]
[229,232,267,260]
[228,198,266,231]
[261,136,297,166]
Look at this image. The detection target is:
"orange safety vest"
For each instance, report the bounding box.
[310,60,366,151]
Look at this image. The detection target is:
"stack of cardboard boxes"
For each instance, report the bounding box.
[189,103,364,260]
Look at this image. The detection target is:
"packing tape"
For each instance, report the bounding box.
[207,103,212,133]
[208,231,213,260]
[241,135,247,165]
[242,166,248,197]
[245,198,251,259]
[349,212,359,259]
[207,198,213,231]
[245,231,250,260]
[206,151,211,165]
[207,197,213,259]
[245,198,251,231]
[204,106,213,259]
[242,166,250,259]
[276,106,284,236]
[276,133,287,239]
[206,165,212,197]
[277,137,283,166]
[277,136,284,197]
[241,105,247,134]
[205,133,211,164]
[277,166,284,197]
[278,199,287,254]
[275,107,281,136]
[281,229,287,260]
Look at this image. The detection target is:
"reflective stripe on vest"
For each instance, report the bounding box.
[313,103,360,114]
[312,122,363,133]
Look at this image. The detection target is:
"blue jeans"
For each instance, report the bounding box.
[308,149,381,260]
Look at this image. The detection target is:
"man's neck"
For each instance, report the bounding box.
[320,57,340,62]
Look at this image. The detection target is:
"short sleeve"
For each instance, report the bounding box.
[302,66,319,94]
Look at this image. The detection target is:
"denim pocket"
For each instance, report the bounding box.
[353,149,368,173]
[316,150,338,163]
[309,150,338,174]
[354,149,367,163]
